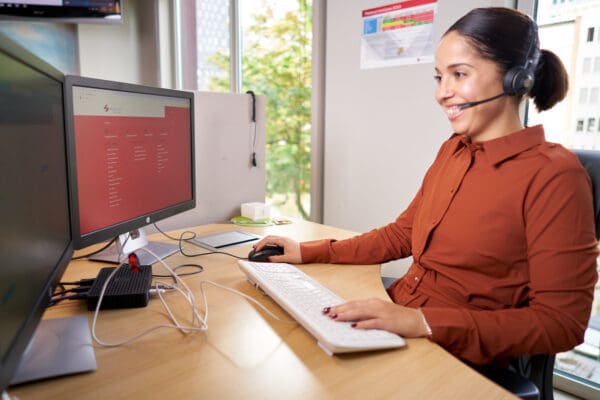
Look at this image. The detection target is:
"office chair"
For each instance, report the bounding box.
[381,149,600,400]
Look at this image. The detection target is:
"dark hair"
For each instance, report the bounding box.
[444,7,568,112]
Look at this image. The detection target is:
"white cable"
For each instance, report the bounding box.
[198,280,296,325]
[91,247,207,347]
[2,390,14,400]
[91,245,296,348]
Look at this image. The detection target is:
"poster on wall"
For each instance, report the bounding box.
[361,0,437,69]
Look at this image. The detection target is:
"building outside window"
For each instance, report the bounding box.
[529,1,600,398]
[196,0,231,92]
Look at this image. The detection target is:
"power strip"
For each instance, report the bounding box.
[86,265,152,310]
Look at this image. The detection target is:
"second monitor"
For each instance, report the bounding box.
[63,75,195,263]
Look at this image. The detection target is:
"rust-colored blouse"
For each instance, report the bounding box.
[301,125,599,365]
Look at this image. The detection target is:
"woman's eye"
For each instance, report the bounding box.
[453,71,466,79]
[433,75,441,83]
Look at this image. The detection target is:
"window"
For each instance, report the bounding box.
[589,118,597,132]
[194,0,314,220]
[196,0,231,92]
[584,57,592,73]
[592,87,600,104]
[580,87,589,104]
[529,1,600,398]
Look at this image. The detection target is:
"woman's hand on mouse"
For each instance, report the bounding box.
[253,235,302,264]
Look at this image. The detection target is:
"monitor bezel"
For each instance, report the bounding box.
[0,32,74,393]
[63,75,196,250]
[0,1,123,24]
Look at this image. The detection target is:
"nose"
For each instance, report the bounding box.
[435,77,454,104]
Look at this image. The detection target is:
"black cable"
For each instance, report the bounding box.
[154,223,247,260]
[47,293,88,307]
[153,223,194,242]
[59,278,96,286]
[153,263,205,285]
[71,237,117,260]
[53,286,92,297]
[246,90,258,167]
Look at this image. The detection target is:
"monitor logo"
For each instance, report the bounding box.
[104,104,109,112]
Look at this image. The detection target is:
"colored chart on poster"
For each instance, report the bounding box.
[361,0,437,69]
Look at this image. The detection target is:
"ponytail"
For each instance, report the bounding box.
[530,49,569,112]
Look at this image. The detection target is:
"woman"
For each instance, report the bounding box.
[254,7,599,366]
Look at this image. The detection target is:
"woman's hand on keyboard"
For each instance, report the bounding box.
[323,298,431,338]
[253,235,302,264]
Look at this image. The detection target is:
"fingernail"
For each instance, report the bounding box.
[351,323,357,328]
[322,307,330,314]
[330,313,337,319]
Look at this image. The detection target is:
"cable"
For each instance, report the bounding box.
[153,263,204,283]
[59,278,96,286]
[198,280,296,325]
[52,286,92,297]
[153,222,192,242]
[91,248,208,347]
[90,247,295,348]
[246,90,258,167]
[48,293,88,307]
[2,390,14,400]
[153,223,249,260]
[70,237,117,260]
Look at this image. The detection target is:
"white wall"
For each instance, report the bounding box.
[77,0,161,86]
[323,0,513,277]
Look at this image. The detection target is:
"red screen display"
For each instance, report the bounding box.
[72,89,192,235]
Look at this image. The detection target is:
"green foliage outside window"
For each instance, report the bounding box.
[208,0,312,219]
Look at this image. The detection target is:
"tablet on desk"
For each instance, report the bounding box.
[191,230,261,251]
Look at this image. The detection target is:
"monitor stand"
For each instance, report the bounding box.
[9,315,97,387]
[89,228,180,265]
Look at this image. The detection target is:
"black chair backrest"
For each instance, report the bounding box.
[572,149,600,240]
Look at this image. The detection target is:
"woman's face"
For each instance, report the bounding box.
[435,31,520,142]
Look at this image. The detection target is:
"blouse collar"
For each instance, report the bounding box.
[451,125,546,165]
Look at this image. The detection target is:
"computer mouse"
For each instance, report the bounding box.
[248,244,284,262]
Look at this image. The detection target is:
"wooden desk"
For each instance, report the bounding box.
[10,220,515,399]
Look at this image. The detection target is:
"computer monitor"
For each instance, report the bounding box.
[0,34,92,392]
[63,75,195,264]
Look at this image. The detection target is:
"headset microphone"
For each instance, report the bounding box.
[457,92,506,111]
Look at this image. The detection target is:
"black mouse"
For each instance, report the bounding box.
[248,244,284,262]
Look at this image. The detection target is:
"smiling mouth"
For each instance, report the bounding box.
[446,106,461,118]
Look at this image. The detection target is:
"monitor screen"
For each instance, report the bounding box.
[0,1,122,23]
[63,75,195,258]
[0,33,73,392]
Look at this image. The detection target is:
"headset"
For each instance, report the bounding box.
[456,16,541,111]
[502,17,540,96]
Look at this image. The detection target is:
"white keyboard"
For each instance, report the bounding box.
[237,261,406,355]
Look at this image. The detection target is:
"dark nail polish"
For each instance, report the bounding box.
[322,307,330,314]
[351,323,357,328]
[330,313,337,319]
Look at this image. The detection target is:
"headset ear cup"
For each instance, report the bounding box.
[503,67,535,96]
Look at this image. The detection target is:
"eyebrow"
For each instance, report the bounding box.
[434,62,475,73]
